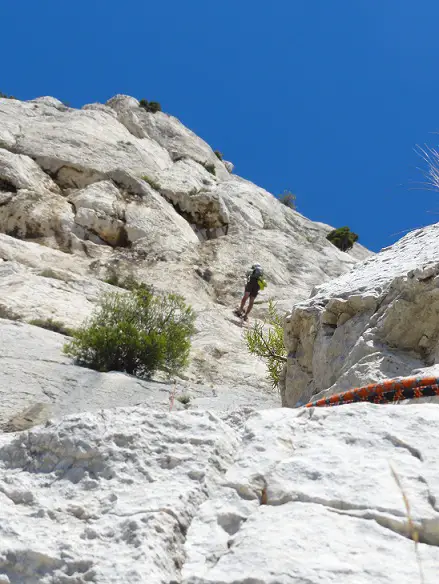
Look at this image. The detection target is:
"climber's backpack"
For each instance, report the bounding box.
[250,265,267,290]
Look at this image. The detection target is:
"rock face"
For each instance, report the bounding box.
[283,223,439,407]
[1,404,438,583]
[0,93,369,407]
[2,93,439,584]
[0,408,239,583]
[0,319,279,430]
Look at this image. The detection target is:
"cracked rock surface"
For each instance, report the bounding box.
[183,405,439,584]
[283,223,439,406]
[1,405,438,583]
[0,409,239,583]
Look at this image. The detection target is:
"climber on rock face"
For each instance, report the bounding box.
[234,263,266,321]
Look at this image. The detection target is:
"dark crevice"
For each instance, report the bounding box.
[327,506,439,547]
[38,162,105,190]
[384,433,423,461]
[112,181,143,201]
[162,196,229,242]
[112,225,130,249]
[322,323,337,337]
[229,480,439,547]
[0,177,17,193]
[6,225,43,241]
[75,223,131,250]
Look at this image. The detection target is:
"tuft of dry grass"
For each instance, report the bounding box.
[176,394,191,406]
[389,463,424,584]
[415,144,439,191]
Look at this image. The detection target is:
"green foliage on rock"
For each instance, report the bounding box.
[30,318,74,337]
[142,174,161,191]
[139,99,162,113]
[326,226,359,252]
[104,273,142,291]
[279,190,296,210]
[63,285,196,379]
[214,150,223,161]
[204,162,216,176]
[244,299,287,389]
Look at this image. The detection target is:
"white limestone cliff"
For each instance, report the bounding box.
[0,404,438,583]
[283,223,439,407]
[0,93,368,414]
[3,93,439,584]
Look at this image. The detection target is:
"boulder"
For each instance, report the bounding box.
[0,190,74,250]
[0,149,59,193]
[283,223,439,407]
[0,98,173,187]
[106,95,230,180]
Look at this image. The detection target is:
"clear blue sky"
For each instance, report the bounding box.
[2,1,439,252]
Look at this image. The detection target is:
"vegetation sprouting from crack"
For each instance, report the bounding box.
[244,299,287,389]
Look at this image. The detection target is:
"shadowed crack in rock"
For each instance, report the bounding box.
[384,433,423,461]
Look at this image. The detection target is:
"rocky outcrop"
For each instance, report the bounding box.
[2,93,439,584]
[0,408,239,583]
[0,93,369,397]
[1,404,438,583]
[283,223,439,407]
[106,95,229,179]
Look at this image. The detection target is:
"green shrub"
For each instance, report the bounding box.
[104,273,141,291]
[63,286,196,379]
[279,190,296,210]
[204,162,216,176]
[142,174,161,191]
[214,150,223,161]
[30,318,74,336]
[326,226,358,252]
[148,101,161,113]
[0,92,16,99]
[244,300,287,389]
[139,98,162,114]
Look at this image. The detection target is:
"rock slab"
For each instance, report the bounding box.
[1,404,439,583]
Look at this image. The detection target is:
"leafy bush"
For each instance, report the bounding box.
[148,101,161,113]
[0,92,16,99]
[139,99,162,114]
[279,190,296,210]
[326,226,358,252]
[244,300,287,389]
[214,150,223,161]
[204,162,216,176]
[30,318,74,336]
[63,285,196,379]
